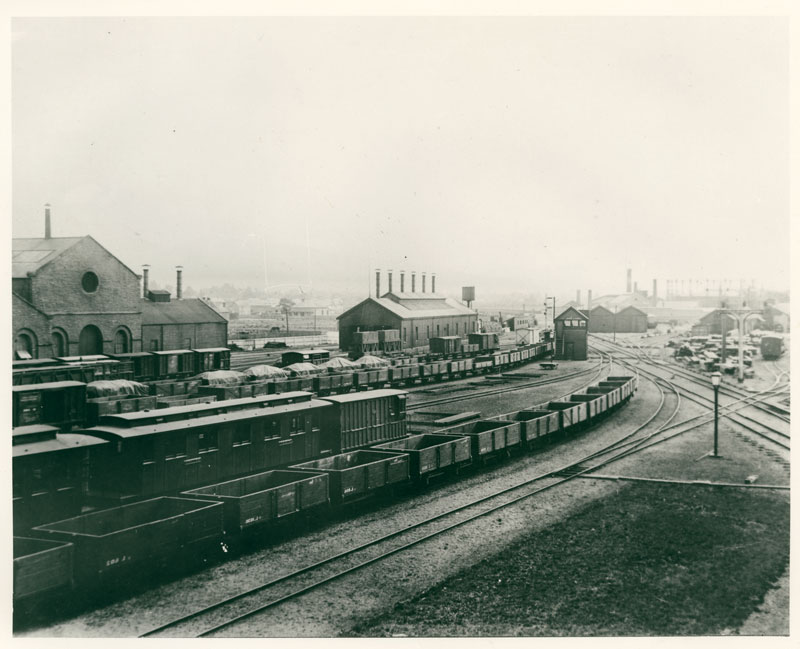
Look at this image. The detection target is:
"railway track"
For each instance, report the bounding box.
[131,357,786,638]
[592,337,790,452]
[139,371,669,638]
[407,356,608,411]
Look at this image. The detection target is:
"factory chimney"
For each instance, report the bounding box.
[634,281,638,295]
[44,204,52,239]
[422,272,427,293]
[412,272,416,293]
[388,270,393,294]
[142,265,150,298]
[375,269,381,298]
[400,271,405,293]
[626,268,632,293]
[587,289,593,309]
[176,266,183,299]
[576,289,581,308]
[652,279,658,306]
[432,273,436,294]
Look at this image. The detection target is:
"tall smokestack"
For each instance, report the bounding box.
[142,265,150,298]
[176,266,183,299]
[634,281,638,295]
[432,273,436,294]
[400,271,405,293]
[652,279,658,305]
[587,289,593,309]
[626,268,632,293]
[388,270,393,294]
[45,204,51,239]
[375,269,381,298]
[576,289,581,308]
[412,272,416,293]
[422,272,427,293]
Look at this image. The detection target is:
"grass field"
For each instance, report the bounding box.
[351,482,789,636]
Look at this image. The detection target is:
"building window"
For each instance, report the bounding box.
[51,329,68,357]
[81,271,99,293]
[415,326,418,342]
[403,327,407,342]
[436,325,440,336]
[114,328,131,354]
[15,330,37,359]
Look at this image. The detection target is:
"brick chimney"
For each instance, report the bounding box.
[45,204,51,239]
[176,266,183,299]
[587,289,593,309]
[400,271,405,293]
[411,272,416,293]
[142,265,150,298]
[388,269,393,294]
[432,273,436,294]
[422,272,427,293]
[626,268,632,293]
[576,289,581,308]
[375,269,381,297]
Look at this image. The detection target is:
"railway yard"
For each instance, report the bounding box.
[14,331,791,637]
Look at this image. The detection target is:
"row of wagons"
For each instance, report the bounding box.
[14,375,637,607]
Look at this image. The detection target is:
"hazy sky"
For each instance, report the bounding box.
[12,16,789,298]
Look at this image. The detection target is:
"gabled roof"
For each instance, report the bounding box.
[12,236,84,278]
[554,306,588,321]
[589,305,614,316]
[338,295,476,321]
[141,297,228,325]
[12,235,142,280]
[617,305,648,316]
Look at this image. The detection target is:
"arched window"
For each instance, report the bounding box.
[78,325,103,355]
[114,327,131,354]
[51,329,68,357]
[15,330,38,359]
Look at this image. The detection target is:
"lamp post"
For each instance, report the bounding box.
[711,371,721,457]
[545,296,556,352]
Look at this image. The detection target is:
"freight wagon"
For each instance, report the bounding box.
[14,375,637,607]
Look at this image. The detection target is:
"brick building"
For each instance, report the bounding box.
[553,306,588,360]
[12,208,228,359]
[13,235,143,357]
[338,288,477,351]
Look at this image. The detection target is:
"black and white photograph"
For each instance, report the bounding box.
[7,2,794,641]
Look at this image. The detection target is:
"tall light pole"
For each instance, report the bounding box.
[719,309,761,383]
[711,371,721,457]
[545,296,556,351]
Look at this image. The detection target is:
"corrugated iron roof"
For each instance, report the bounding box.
[141,298,228,325]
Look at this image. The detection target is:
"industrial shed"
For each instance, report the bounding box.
[337,292,477,351]
[554,307,588,360]
[615,306,648,333]
[141,294,228,352]
[587,306,615,333]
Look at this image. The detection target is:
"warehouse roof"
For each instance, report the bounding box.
[12,235,140,279]
[141,297,228,325]
[338,294,475,321]
[12,236,85,278]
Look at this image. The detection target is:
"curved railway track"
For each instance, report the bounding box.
[591,337,790,452]
[133,355,786,638]
[139,371,674,638]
